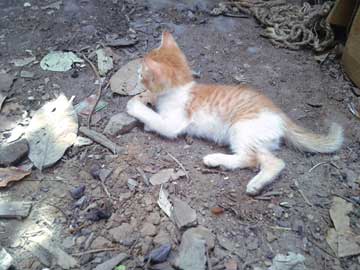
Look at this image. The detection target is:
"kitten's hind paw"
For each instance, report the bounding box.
[144,125,152,132]
[246,184,261,196]
[203,154,221,168]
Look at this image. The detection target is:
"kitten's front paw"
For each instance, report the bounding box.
[126,97,143,117]
[246,183,261,196]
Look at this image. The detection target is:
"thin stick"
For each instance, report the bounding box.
[308,161,328,173]
[307,237,337,258]
[100,181,113,203]
[82,54,103,128]
[206,247,212,270]
[79,127,122,154]
[136,167,150,186]
[72,247,121,256]
[294,180,313,207]
[166,152,189,180]
[45,203,68,220]
[242,259,260,269]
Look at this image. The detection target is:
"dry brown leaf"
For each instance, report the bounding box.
[0,167,31,187]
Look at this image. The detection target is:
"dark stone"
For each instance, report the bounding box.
[0,139,29,166]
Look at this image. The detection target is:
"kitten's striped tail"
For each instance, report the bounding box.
[283,118,343,153]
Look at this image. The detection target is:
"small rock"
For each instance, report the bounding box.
[62,236,74,249]
[109,223,133,243]
[20,70,35,78]
[144,243,172,264]
[94,253,128,270]
[70,185,85,200]
[266,231,277,243]
[84,232,95,250]
[154,230,171,246]
[119,192,132,202]
[0,73,15,92]
[172,198,197,229]
[127,178,138,191]
[183,226,215,250]
[91,236,112,249]
[0,248,13,270]
[99,168,112,182]
[273,206,284,219]
[150,169,174,185]
[104,112,137,136]
[0,139,29,166]
[147,212,161,225]
[245,235,259,251]
[279,202,291,208]
[174,234,206,270]
[74,195,88,209]
[141,222,157,237]
[141,236,153,255]
[224,258,238,270]
[86,207,111,221]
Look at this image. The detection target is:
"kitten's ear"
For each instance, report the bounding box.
[144,56,163,79]
[160,31,178,49]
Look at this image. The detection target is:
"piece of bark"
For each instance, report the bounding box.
[79,127,122,154]
[0,201,32,219]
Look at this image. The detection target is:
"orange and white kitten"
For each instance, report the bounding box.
[127,32,343,195]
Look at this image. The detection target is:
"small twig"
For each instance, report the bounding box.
[45,203,68,220]
[308,161,328,173]
[242,259,260,269]
[136,167,150,186]
[166,152,189,180]
[294,180,313,207]
[206,246,212,270]
[254,196,272,201]
[100,181,113,203]
[267,225,292,231]
[307,236,337,258]
[79,126,122,154]
[72,247,121,256]
[82,54,103,128]
[331,193,360,207]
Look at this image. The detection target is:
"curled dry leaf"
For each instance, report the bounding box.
[211,206,225,215]
[25,94,78,170]
[0,167,31,188]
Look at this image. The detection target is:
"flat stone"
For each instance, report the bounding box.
[62,236,74,249]
[150,169,174,185]
[141,222,157,237]
[183,226,215,251]
[94,253,128,270]
[104,112,137,136]
[0,139,29,166]
[91,236,112,249]
[0,73,15,92]
[174,233,206,270]
[154,230,171,246]
[147,212,161,225]
[109,223,133,243]
[0,248,13,270]
[172,198,197,229]
[266,231,277,243]
[20,70,35,78]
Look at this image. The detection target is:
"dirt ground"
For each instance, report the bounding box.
[0,0,360,269]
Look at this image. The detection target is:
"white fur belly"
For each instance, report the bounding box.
[185,110,230,145]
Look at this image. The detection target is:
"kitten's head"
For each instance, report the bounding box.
[139,32,193,93]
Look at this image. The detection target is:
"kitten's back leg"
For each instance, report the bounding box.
[203,152,256,170]
[246,149,285,195]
